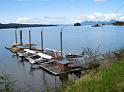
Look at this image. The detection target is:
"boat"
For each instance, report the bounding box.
[5,43,38,53]
[37,52,53,60]
[26,52,53,64]
[65,53,84,61]
[17,49,37,57]
[65,53,83,58]
[26,54,43,64]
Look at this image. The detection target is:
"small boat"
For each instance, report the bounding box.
[37,52,53,60]
[26,52,53,64]
[65,53,84,61]
[5,43,38,53]
[17,49,37,57]
[66,53,83,58]
[26,54,43,64]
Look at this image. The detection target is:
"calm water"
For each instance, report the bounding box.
[0,25,124,92]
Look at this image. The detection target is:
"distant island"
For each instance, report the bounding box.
[0,23,58,29]
[74,23,81,26]
[92,24,103,27]
[112,21,124,26]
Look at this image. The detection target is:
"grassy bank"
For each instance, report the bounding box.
[0,73,15,92]
[63,60,124,92]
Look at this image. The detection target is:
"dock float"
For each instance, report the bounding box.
[5,47,19,53]
[39,64,59,76]
[39,63,82,76]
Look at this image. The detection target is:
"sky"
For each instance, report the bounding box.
[0,0,124,24]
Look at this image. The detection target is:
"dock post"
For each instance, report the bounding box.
[29,30,31,50]
[41,31,44,52]
[20,30,23,46]
[15,29,17,44]
[60,28,63,59]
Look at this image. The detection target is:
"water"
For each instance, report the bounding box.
[0,25,124,92]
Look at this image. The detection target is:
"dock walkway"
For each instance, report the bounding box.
[39,63,82,76]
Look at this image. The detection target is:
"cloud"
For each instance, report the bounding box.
[78,13,123,21]
[16,18,43,24]
[16,17,76,24]
[15,13,124,24]
[94,0,108,2]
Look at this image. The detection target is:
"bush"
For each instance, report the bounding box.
[63,60,124,92]
[0,73,15,92]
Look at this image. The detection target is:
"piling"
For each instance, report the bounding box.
[53,50,56,64]
[20,30,23,45]
[41,31,44,52]
[29,30,31,50]
[60,28,63,58]
[15,29,17,44]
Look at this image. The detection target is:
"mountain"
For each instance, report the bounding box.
[108,20,117,24]
[80,20,117,25]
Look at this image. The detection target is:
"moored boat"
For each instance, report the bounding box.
[17,49,37,57]
[26,52,53,64]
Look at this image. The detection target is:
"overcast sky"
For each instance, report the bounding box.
[0,0,124,24]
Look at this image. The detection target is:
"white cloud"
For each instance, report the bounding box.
[94,0,108,2]
[119,16,124,20]
[16,18,48,24]
[16,17,76,24]
[78,13,123,21]
[15,13,124,24]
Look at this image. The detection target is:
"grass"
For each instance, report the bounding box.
[0,73,15,92]
[63,60,124,92]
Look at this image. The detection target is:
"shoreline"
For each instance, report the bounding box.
[0,23,58,29]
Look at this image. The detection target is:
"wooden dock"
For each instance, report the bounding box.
[5,47,21,53]
[39,63,82,76]
[39,64,59,75]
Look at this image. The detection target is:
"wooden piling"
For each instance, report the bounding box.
[20,30,23,45]
[60,28,63,58]
[15,29,17,44]
[29,30,31,50]
[41,31,44,52]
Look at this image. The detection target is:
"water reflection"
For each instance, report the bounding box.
[13,53,82,92]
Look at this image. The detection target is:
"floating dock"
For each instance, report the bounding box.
[39,64,59,75]
[39,63,82,76]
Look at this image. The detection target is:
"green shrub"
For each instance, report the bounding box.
[0,73,15,92]
[63,60,124,92]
